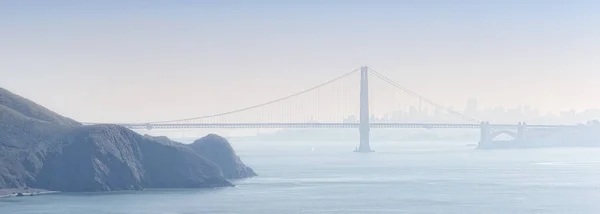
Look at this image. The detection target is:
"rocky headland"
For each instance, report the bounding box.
[0,87,255,193]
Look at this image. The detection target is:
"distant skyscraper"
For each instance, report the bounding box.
[434,107,441,118]
[465,98,478,116]
[409,106,418,118]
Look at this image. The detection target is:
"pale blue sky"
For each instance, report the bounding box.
[1,1,599,122]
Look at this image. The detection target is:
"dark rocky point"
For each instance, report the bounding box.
[0,87,255,192]
[190,134,257,179]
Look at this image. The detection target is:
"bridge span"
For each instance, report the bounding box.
[84,122,573,150]
[91,122,568,130]
[87,66,575,152]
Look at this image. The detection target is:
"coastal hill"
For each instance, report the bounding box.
[190,134,257,179]
[0,87,255,192]
[145,134,257,179]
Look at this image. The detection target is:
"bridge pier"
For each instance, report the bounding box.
[356,66,373,153]
[479,121,528,147]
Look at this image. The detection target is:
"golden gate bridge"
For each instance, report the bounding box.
[85,66,571,152]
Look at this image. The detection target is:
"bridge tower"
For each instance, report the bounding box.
[356,66,373,152]
[479,121,491,146]
[517,122,527,143]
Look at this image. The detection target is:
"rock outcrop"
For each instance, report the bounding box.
[145,134,258,179]
[189,134,257,179]
[143,134,180,146]
[0,87,254,192]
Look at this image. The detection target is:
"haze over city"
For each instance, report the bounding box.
[1,0,600,123]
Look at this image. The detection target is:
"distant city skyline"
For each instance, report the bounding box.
[340,98,600,125]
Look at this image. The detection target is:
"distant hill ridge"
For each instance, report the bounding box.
[0,87,255,192]
[0,88,80,127]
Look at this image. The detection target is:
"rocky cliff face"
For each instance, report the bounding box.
[0,87,254,192]
[189,134,257,179]
[36,125,232,192]
[34,125,147,192]
[0,88,77,189]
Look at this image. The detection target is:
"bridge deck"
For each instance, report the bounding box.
[83,122,569,130]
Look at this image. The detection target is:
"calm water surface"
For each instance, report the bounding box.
[2,140,600,214]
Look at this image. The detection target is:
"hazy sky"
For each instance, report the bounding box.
[1,1,599,123]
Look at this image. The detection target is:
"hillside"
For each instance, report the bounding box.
[0,87,255,191]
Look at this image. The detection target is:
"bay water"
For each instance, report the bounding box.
[2,140,600,214]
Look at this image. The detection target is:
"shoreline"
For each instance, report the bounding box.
[0,188,58,198]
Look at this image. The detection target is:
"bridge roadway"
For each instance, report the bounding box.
[85,122,569,130]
